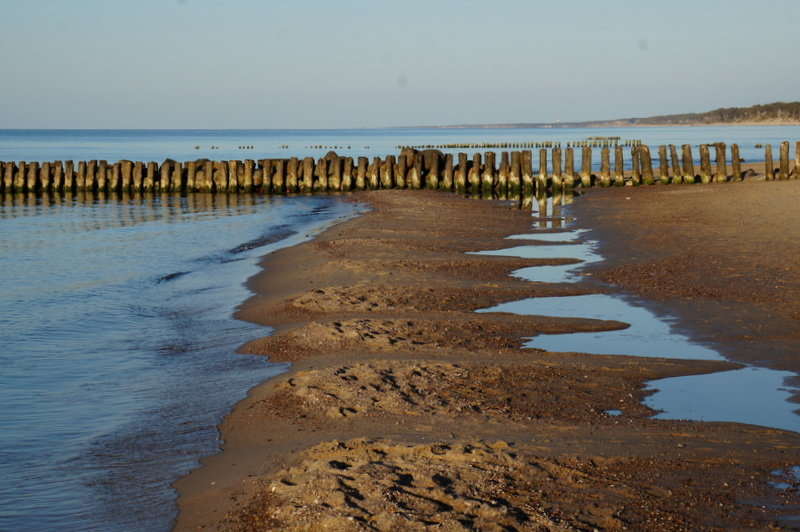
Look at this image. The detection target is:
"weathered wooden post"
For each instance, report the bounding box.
[314,158,327,192]
[171,161,183,192]
[286,157,299,193]
[425,151,440,190]
[299,157,313,192]
[468,153,481,196]
[714,143,727,182]
[342,157,355,191]
[630,147,641,185]
[497,151,520,197]
[521,150,533,197]
[442,153,454,191]
[610,146,623,186]
[561,148,574,189]
[380,156,394,189]
[481,151,495,198]
[328,154,342,191]
[778,141,790,180]
[730,144,742,181]
[227,161,240,192]
[76,161,87,191]
[794,141,800,179]
[580,147,592,187]
[258,157,274,194]
[536,148,548,195]
[107,162,120,193]
[669,145,682,184]
[3,162,15,192]
[681,145,695,184]
[133,161,144,192]
[64,161,75,192]
[15,162,28,191]
[765,144,774,180]
[211,161,226,192]
[552,147,563,191]
[369,157,382,189]
[142,161,158,192]
[394,155,407,189]
[201,161,213,192]
[38,162,50,191]
[159,161,171,192]
[120,160,132,192]
[272,159,286,194]
[699,145,712,184]
[86,160,98,191]
[637,146,652,185]
[52,162,62,191]
[455,153,467,195]
[657,145,670,185]
[0,162,10,192]
[323,153,339,191]
[355,157,367,190]
[598,146,611,187]
[507,151,520,199]
[237,160,251,192]
[100,161,113,191]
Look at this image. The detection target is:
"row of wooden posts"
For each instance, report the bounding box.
[1,141,798,198]
[398,138,642,150]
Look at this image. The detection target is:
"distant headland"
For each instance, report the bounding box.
[414,101,800,129]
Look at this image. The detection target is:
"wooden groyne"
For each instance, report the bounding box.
[2,141,797,200]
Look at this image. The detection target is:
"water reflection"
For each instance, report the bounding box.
[645,367,800,432]
[473,206,800,434]
[484,294,721,360]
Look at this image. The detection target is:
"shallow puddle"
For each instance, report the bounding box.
[475,219,800,434]
[645,367,800,433]
[483,294,722,361]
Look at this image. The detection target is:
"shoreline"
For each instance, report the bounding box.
[173,188,800,531]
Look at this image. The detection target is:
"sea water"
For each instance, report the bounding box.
[1,125,798,168]
[0,193,360,531]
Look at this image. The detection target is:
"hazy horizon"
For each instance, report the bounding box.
[2,0,798,129]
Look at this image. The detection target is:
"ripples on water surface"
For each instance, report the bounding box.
[0,192,360,531]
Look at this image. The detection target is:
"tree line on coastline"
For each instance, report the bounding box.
[414,102,800,129]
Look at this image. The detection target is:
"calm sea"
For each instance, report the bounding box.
[0,191,360,531]
[0,126,798,531]
[1,126,798,166]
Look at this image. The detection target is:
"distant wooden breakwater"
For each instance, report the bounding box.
[2,141,798,199]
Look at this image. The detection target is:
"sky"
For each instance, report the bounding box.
[1,0,798,129]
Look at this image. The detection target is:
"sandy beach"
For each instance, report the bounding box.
[173,183,800,531]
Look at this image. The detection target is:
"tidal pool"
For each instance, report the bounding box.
[475,223,800,434]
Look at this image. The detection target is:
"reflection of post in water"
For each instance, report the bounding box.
[521,192,533,211]
[551,190,563,229]
[536,191,548,228]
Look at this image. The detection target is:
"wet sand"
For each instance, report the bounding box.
[173,187,800,531]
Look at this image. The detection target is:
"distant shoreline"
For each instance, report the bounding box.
[402,120,800,130]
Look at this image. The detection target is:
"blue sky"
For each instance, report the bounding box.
[1,0,798,129]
